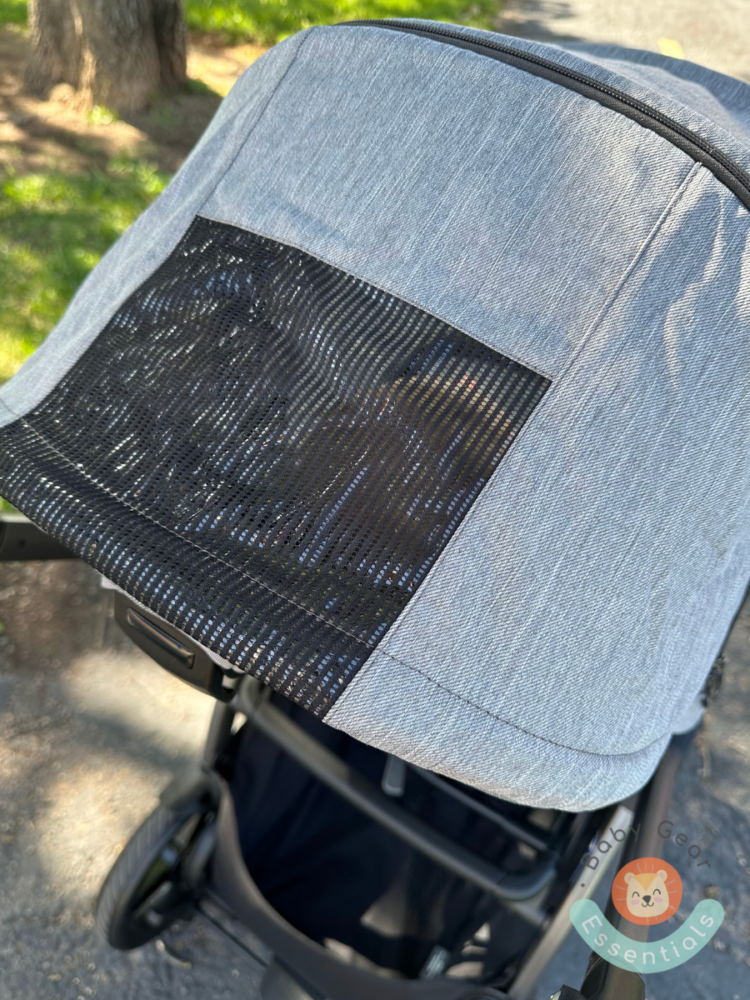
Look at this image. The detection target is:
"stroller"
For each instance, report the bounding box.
[2,17,750,1000]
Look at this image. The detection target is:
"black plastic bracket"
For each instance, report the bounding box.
[0,514,76,561]
[159,764,222,814]
[114,592,235,701]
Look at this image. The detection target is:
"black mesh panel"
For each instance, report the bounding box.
[0,218,550,713]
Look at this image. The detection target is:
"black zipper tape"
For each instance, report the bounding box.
[340,19,750,212]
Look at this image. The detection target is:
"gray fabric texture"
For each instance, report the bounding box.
[2,21,749,809]
[401,20,750,176]
[200,24,698,380]
[561,42,750,151]
[330,164,750,809]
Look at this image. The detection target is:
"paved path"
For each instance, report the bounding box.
[496,0,750,82]
[2,3,750,999]
[0,560,260,999]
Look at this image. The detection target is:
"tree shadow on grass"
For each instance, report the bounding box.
[0,103,173,383]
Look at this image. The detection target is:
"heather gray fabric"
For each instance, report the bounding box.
[200,24,696,379]
[3,21,750,810]
[330,164,750,809]
[406,21,750,175]
[7,21,748,419]
[564,43,750,149]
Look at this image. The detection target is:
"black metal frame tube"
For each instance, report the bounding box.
[410,765,555,856]
[203,701,237,767]
[236,678,554,915]
[602,726,699,939]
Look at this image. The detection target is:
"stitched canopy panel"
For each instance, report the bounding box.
[0,217,549,714]
[2,20,750,810]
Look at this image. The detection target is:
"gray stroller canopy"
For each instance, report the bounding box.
[2,20,750,812]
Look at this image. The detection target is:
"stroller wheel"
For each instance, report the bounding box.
[95,802,209,950]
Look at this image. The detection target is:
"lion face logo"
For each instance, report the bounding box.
[611,857,683,925]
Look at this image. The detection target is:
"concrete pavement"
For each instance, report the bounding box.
[496,0,750,83]
[0,559,263,999]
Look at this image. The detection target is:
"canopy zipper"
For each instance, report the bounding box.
[340,19,750,212]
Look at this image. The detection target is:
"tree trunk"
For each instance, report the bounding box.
[25,0,187,114]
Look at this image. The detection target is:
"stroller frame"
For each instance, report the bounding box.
[0,514,701,1000]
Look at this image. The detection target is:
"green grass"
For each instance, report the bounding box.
[0,0,499,54]
[0,0,26,25]
[184,0,498,44]
[0,155,170,384]
[86,104,120,125]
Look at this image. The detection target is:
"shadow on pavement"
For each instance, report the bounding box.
[496,0,584,43]
[0,559,262,1000]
